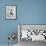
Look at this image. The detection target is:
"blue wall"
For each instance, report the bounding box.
[0,0,46,44]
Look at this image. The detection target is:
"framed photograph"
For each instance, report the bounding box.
[6,5,16,20]
[18,24,46,42]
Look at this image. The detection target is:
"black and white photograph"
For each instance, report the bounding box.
[6,5,16,20]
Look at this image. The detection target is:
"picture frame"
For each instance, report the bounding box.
[18,24,46,42]
[6,5,16,20]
